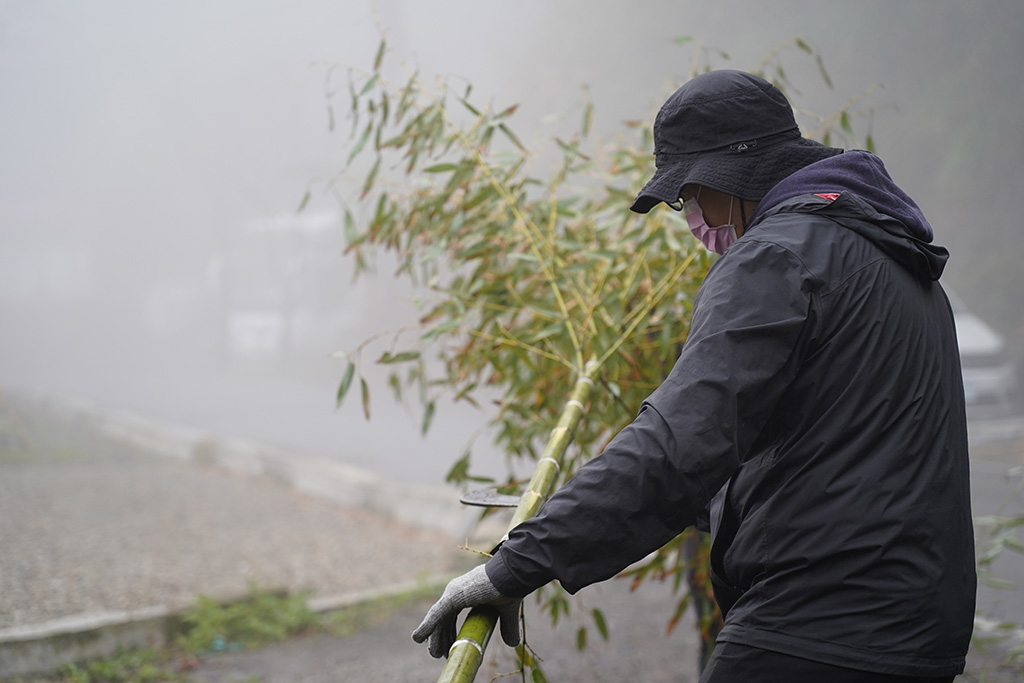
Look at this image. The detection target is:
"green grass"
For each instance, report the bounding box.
[175,585,319,655]
[47,585,319,683]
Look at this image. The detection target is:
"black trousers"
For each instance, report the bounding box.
[699,643,956,683]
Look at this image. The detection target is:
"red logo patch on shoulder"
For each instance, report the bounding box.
[815,192,841,202]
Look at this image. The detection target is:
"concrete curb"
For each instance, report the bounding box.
[0,574,457,679]
[48,396,483,541]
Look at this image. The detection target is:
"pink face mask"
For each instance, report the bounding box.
[682,192,738,254]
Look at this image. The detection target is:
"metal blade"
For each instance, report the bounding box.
[459,488,521,508]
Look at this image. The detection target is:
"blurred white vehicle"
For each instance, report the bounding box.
[947,289,1018,417]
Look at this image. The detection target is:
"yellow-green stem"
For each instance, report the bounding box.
[436,358,600,683]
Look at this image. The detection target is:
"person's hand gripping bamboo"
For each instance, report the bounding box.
[412,564,523,659]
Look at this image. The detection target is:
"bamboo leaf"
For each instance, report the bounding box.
[1003,516,1024,530]
[495,103,519,119]
[377,350,421,364]
[336,362,355,409]
[983,575,1017,590]
[592,608,609,641]
[421,318,460,342]
[840,111,854,136]
[296,189,311,213]
[423,163,458,173]
[343,209,358,245]
[445,450,472,484]
[360,378,371,419]
[360,157,380,199]
[348,78,359,135]
[396,73,418,122]
[421,401,435,435]
[359,73,379,96]
[346,123,373,165]
[530,663,550,683]
[975,515,1005,526]
[581,101,593,137]
[372,39,386,71]
[387,373,402,402]
[816,54,833,88]
[498,123,526,151]
[575,626,587,651]
[1004,537,1024,553]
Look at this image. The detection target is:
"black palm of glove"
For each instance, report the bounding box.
[412,564,523,659]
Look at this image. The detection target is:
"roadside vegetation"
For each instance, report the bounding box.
[7,583,440,683]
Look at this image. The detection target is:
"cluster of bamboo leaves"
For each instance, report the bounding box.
[332,42,717,487]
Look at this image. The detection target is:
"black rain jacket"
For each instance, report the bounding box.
[486,151,976,677]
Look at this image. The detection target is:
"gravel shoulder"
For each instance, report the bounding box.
[0,393,464,632]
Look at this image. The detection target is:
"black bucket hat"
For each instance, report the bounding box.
[630,70,843,213]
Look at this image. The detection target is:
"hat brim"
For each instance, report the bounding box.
[630,137,842,213]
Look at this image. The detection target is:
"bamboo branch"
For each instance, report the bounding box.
[436,358,600,683]
[598,249,699,368]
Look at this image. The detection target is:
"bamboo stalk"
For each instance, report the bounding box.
[436,358,600,683]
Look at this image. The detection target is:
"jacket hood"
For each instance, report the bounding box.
[750,150,949,280]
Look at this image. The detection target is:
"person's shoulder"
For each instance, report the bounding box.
[722,217,820,269]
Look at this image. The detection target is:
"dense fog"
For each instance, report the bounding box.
[2,1,1022,484]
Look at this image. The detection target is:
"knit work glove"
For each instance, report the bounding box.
[412,564,523,659]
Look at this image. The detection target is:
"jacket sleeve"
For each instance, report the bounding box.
[486,237,816,598]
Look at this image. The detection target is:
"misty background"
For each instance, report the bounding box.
[2,0,1022,486]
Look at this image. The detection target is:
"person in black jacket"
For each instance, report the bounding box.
[413,70,975,682]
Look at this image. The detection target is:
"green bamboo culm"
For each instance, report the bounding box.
[436,358,601,683]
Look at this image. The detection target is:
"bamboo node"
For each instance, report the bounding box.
[567,400,584,410]
[538,457,560,472]
[450,638,484,657]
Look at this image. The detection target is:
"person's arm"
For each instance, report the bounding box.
[487,237,816,597]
